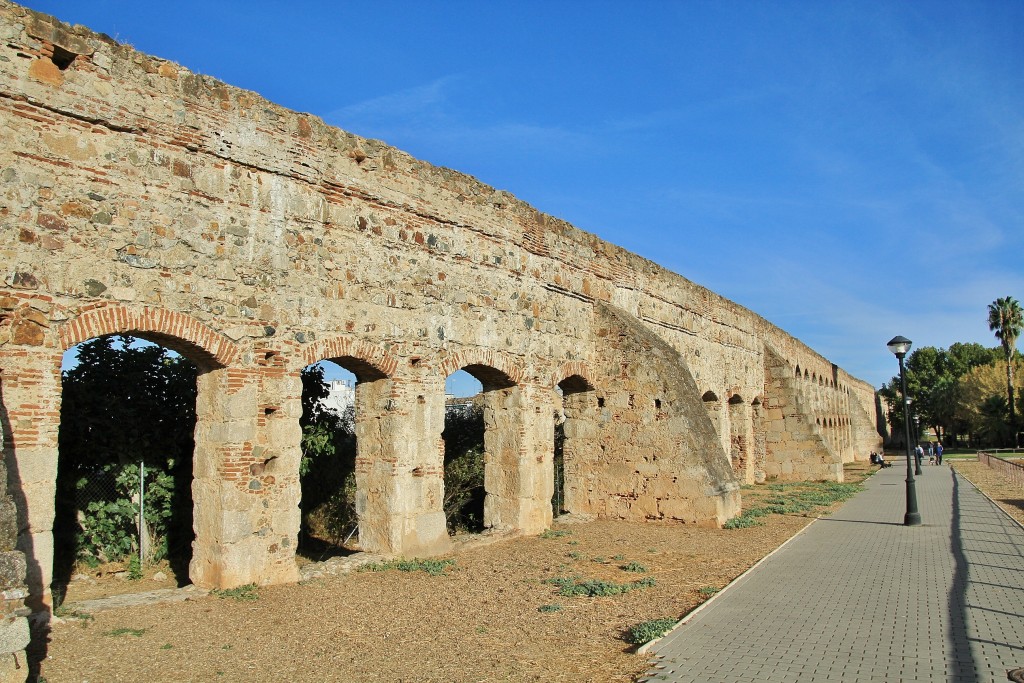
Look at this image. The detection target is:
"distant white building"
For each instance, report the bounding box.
[320,379,355,416]
[445,393,480,416]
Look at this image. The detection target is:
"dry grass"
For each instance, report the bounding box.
[951,458,1024,527]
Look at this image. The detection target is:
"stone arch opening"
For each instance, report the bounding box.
[296,359,360,558]
[442,370,486,533]
[553,374,596,518]
[442,364,520,533]
[53,333,200,605]
[298,349,393,556]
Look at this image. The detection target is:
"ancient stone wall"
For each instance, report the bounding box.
[0,413,29,681]
[0,1,881,607]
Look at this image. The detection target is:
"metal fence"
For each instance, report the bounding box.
[977,450,1024,488]
[73,460,157,567]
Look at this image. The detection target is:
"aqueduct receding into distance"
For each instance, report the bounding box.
[0,2,882,611]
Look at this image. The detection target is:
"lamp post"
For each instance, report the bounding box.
[888,336,921,526]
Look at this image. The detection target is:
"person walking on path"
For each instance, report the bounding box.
[928,442,934,464]
[915,443,924,470]
[936,441,944,465]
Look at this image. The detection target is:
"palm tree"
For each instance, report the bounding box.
[988,296,1023,439]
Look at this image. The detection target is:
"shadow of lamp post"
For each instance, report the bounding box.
[887,335,921,526]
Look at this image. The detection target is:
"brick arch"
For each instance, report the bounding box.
[551,361,595,393]
[58,305,239,369]
[302,336,399,381]
[438,348,524,388]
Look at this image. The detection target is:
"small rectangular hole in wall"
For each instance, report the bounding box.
[628,394,635,408]
[655,399,662,410]
[264,406,278,416]
[51,45,77,71]
[409,357,421,366]
[597,397,605,408]
[417,395,425,404]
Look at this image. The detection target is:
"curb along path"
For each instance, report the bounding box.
[642,460,1024,682]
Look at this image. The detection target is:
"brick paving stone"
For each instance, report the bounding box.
[644,459,1024,682]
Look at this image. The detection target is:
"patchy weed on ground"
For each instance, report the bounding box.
[359,558,456,576]
[625,618,678,645]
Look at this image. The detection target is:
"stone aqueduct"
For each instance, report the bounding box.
[0,3,882,606]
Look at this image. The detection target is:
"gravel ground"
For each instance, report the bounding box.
[35,461,971,683]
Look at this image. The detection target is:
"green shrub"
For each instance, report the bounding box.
[127,554,142,581]
[723,514,763,529]
[537,603,562,613]
[620,562,648,573]
[539,529,571,539]
[104,627,146,637]
[545,576,656,597]
[211,584,258,601]
[360,558,455,576]
[625,617,677,645]
[697,586,720,596]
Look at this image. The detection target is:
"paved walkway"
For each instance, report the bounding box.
[642,460,1024,682]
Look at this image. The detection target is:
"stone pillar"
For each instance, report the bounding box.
[0,375,30,681]
[503,382,555,535]
[0,339,61,612]
[728,397,753,484]
[751,400,767,483]
[481,382,525,531]
[189,362,300,589]
[355,374,449,557]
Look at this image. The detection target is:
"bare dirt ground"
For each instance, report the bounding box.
[950,458,1024,526]
[35,459,1017,683]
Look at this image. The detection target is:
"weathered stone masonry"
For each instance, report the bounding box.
[0,1,882,610]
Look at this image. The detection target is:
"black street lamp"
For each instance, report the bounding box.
[888,336,921,526]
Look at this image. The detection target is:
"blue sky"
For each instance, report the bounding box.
[34,1,1023,393]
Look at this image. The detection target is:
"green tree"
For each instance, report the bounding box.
[977,395,1013,447]
[298,365,356,554]
[988,296,1023,440]
[56,335,196,581]
[946,342,998,377]
[880,342,1001,446]
[442,401,485,533]
[957,358,1024,447]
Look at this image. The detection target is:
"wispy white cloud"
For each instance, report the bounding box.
[326,76,458,128]
[325,74,597,163]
